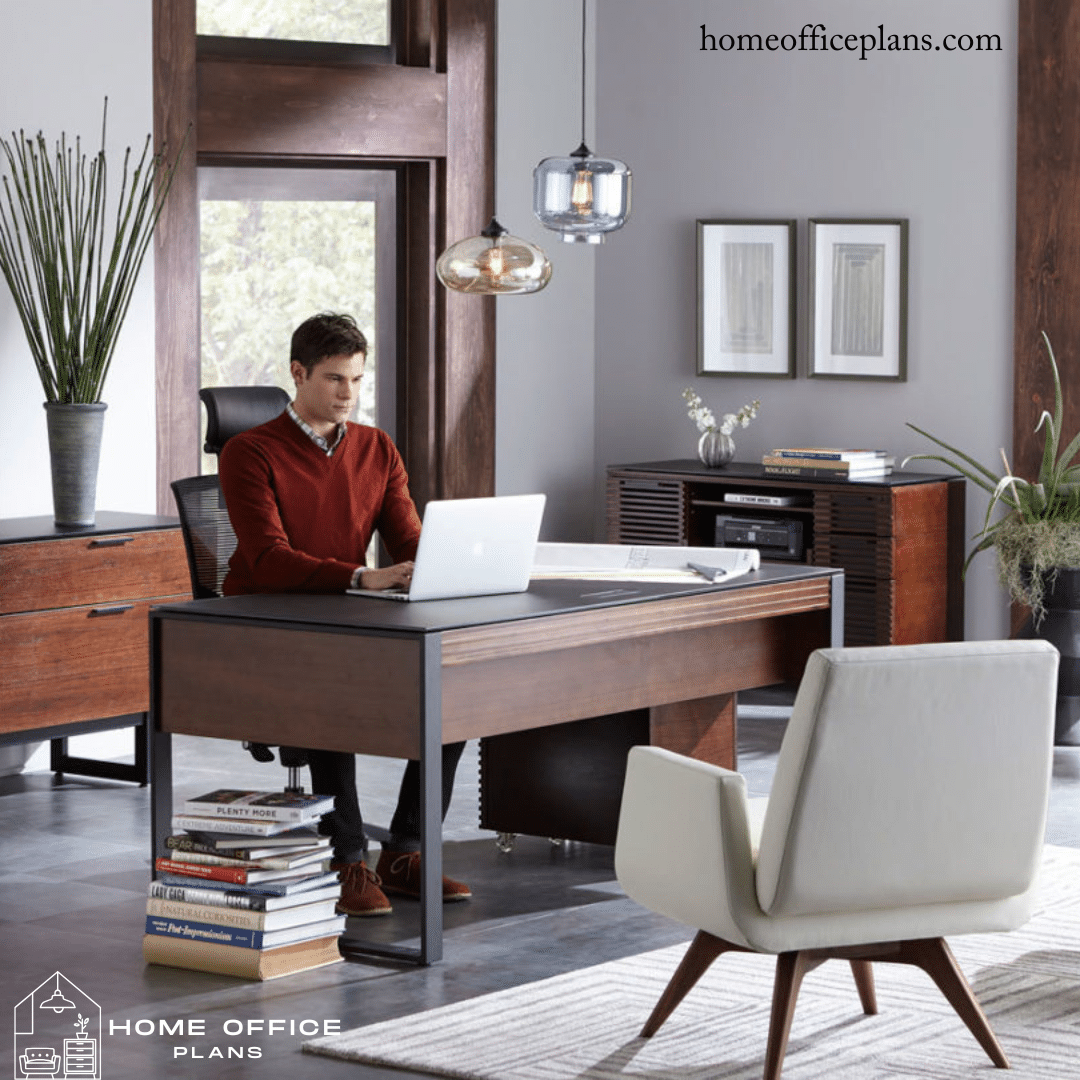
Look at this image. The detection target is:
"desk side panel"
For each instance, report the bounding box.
[157,620,421,758]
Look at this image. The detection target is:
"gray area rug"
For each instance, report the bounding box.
[305,846,1080,1079]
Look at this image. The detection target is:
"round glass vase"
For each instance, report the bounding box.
[698,430,734,468]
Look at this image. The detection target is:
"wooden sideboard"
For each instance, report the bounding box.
[0,513,189,783]
[605,460,966,647]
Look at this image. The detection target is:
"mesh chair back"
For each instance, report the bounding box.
[170,474,236,599]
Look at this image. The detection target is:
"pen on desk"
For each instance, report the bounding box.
[687,561,730,582]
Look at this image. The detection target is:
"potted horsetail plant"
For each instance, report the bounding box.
[905,332,1080,743]
[0,102,183,525]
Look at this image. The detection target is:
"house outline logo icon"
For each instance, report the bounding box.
[13,973,101,1079]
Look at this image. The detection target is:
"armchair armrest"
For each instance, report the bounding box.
[615,746,760,947]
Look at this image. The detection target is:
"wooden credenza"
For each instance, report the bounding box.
[605,460,966,647]
[0,513,190,782]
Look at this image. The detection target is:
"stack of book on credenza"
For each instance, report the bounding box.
[144,789,344,980]
[761,447,894,480]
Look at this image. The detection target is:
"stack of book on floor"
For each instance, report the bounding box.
[761,447,894,480]
[144,788,345,980]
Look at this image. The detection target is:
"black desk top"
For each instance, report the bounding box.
[0,511,180,545]
[613,459,955,487]
[150,563,840,635]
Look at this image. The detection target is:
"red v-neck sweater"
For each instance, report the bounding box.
[218,412,421,595]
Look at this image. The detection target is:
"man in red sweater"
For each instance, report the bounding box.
[219,312,469,917]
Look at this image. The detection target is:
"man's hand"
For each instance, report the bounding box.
[358,562,414,591]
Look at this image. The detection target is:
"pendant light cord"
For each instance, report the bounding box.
[580,0,588,147]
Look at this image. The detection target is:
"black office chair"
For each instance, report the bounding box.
[171,386,310,787]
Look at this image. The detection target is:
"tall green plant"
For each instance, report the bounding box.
[0,102,184,403]
[905,333,1080,621]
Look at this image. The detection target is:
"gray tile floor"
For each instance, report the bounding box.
[1,710,1077,1080]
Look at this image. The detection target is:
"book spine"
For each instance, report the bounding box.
[772,449,885,461]
[762,465,889,480]
[147,898,271,929]
[145,914,265,949]
[181,802,318,824]
[762,455,859,471]
[155,857,253,884]
[162,845,251,867]
[148,880,271,910]
[142,933,343,981]
[171,815,286,836]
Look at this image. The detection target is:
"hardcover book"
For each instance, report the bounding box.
[163,839,328,871]
[142,932,343,980]
[170,814,320,838]
[145,913,346,950]
[154,856,328,885]
[154,870,339,897]
[179,789,334,823]
[146,896,338,932]
[147,880,340,912]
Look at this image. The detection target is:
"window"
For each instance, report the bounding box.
[198,166,397,473]
[197,0,390,45]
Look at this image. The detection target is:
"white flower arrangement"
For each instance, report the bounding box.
[682,388,760,436]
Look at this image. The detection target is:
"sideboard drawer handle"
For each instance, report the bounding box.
[89,604,135,617]
[89,536,135,548]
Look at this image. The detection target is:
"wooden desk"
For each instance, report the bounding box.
[149,565,843,964]
[0,513,188,783]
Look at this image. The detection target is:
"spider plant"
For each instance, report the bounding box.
[0,101,184,403]
[904,333,1080,623]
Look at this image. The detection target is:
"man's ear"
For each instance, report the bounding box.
[289,360,306,386]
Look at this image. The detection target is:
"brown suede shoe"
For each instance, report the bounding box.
[331,859,392,917]
[375,849,472,902]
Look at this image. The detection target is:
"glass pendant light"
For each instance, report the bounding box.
[533,0,631,244]
[437,217,551,295]
[437,11,551,295]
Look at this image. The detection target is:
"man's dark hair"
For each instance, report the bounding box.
[290,313,367,374]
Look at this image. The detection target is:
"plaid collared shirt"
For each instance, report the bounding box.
[286,402,347,456]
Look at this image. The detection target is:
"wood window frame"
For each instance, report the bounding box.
[152,0,495,514]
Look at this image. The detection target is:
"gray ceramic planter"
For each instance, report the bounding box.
[44,401,107,527]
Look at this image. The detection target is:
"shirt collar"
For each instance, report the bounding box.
[286,402,346,457]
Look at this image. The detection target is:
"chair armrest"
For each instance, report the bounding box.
[615,746,760,946]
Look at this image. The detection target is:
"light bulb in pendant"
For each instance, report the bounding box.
[570,166,594,214]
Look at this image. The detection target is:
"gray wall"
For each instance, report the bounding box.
[0,0,156,518]
[592,0,1016,638]
[496,0,597,542]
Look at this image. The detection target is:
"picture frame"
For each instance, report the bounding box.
[697,219,795,378]
[808,218,908,381]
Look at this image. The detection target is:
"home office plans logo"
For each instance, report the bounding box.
[13,974,100,1079]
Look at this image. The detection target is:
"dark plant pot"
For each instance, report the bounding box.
[1016,566,1080,745]
[44,402,107,527]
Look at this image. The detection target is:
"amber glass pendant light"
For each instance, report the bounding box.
[533,0,631,244]
[436,9,551,295]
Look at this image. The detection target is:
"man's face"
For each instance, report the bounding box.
[290,351,366,434]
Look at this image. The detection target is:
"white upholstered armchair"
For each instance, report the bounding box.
[615,640,1059,1080]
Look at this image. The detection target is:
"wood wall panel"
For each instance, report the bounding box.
[154,0,495,512]
[196,62,448,159]
[1015,0,1080,483]
[442,0,496,499]
[153,0,200,511]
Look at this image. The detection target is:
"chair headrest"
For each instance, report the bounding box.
[200,386,291,455]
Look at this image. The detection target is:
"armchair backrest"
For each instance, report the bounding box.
[755,640,1058,919]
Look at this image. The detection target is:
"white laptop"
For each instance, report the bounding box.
[348,493,546,602]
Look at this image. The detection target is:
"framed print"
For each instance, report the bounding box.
[697,219,795,377]
[808,218,908,380]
